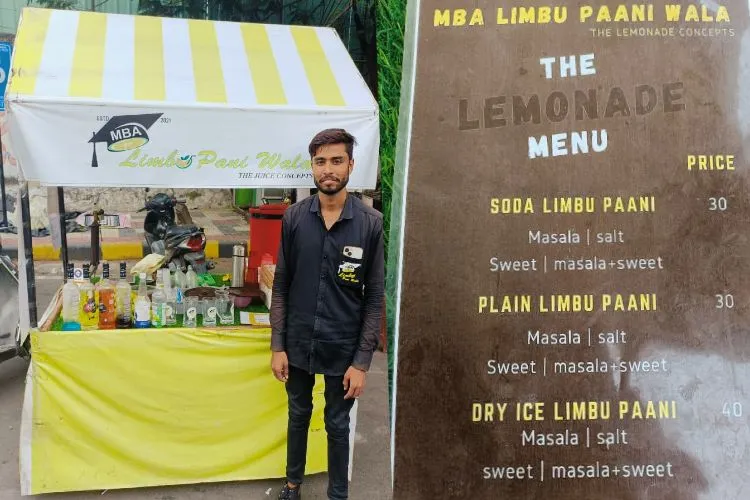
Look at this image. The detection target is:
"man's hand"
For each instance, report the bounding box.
[343,366,366,399]
[271,351,289,382]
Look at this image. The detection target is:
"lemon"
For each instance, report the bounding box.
[108,136,148,152]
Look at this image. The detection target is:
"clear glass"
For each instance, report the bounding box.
[183,297,199,328]
[164,301,177,326]
[151,284,167,328]
[202,298,217,327]
[216,290,234,325]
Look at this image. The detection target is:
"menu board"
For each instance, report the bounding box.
[391,1,750,498]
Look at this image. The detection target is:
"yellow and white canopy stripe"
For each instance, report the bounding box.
[9,8,375,110]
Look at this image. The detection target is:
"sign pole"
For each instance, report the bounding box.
[0,134,7,231]
[0,41,10,233]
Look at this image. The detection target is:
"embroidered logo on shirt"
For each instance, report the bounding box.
[337,261,362,284]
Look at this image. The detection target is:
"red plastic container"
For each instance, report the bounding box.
[245,203,288,283]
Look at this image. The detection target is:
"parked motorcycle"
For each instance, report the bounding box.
[0,251,21,363]
[140,193,210,274]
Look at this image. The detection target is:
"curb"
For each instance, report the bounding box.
[0,240,241,262]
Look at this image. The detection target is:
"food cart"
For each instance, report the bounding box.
[5,7,378,495]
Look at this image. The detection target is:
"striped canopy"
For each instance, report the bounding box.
[8,8,375,110]
[3,8,379,190]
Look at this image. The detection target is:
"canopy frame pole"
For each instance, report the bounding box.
[58,187,69,279]
[19,182,37,328]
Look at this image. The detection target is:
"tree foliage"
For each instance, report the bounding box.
[29,0,77,9]
[137,0,375,90]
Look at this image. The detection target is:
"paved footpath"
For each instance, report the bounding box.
[0,262,392,500]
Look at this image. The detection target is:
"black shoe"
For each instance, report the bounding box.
[278,484,302,500]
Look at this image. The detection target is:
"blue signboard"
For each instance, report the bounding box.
[0,42,11,112]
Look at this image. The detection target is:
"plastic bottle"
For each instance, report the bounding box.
[79,264,99,330]
[133,273,151,328]
[61,263,81,331]
[162,269,172,295]
[115,262,132,328]
[151,279,167,328]
[174,267,186,289]
[97,262,116,330]
[173,268,185,315]
[186,265,198,289]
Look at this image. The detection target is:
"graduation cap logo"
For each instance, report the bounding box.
[89,113,163,167]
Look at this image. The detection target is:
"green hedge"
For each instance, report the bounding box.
[377,0,406,413]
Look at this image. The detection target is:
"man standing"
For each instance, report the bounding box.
[271,129,384,500]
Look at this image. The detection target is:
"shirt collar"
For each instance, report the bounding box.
[310,193,354,220]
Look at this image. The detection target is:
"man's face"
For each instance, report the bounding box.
[312,143,353,196]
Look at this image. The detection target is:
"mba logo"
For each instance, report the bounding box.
[109,123,143,145]
[88,113,163,167]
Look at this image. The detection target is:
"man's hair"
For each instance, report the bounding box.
[308,128,357,160]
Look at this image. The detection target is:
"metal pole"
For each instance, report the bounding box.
[91,215,100,272]
[90,0,96,12]
[58,187,69,280]
[0,133,7,230]
[19,182,37,328]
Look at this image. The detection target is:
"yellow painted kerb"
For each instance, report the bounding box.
[32,245,60,261]
[29,242,223,261]
[205,240,219,259]
[101,242,144,261]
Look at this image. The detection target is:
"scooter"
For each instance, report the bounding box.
[0,250,22,363]
[140,193,210,274]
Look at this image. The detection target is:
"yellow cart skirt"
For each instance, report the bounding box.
[20,327,357,495]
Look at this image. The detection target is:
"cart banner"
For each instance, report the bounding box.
[390,0,750,499]
[20,328,358,495]
[6,101,378,188]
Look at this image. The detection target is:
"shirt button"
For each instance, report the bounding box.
[323,255,327,260]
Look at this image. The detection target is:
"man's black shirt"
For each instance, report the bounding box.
[270,194,384,376]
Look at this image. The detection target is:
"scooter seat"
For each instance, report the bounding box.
[165,225,200,239]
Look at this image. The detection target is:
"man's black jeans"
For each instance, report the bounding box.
[286,365,356,500]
